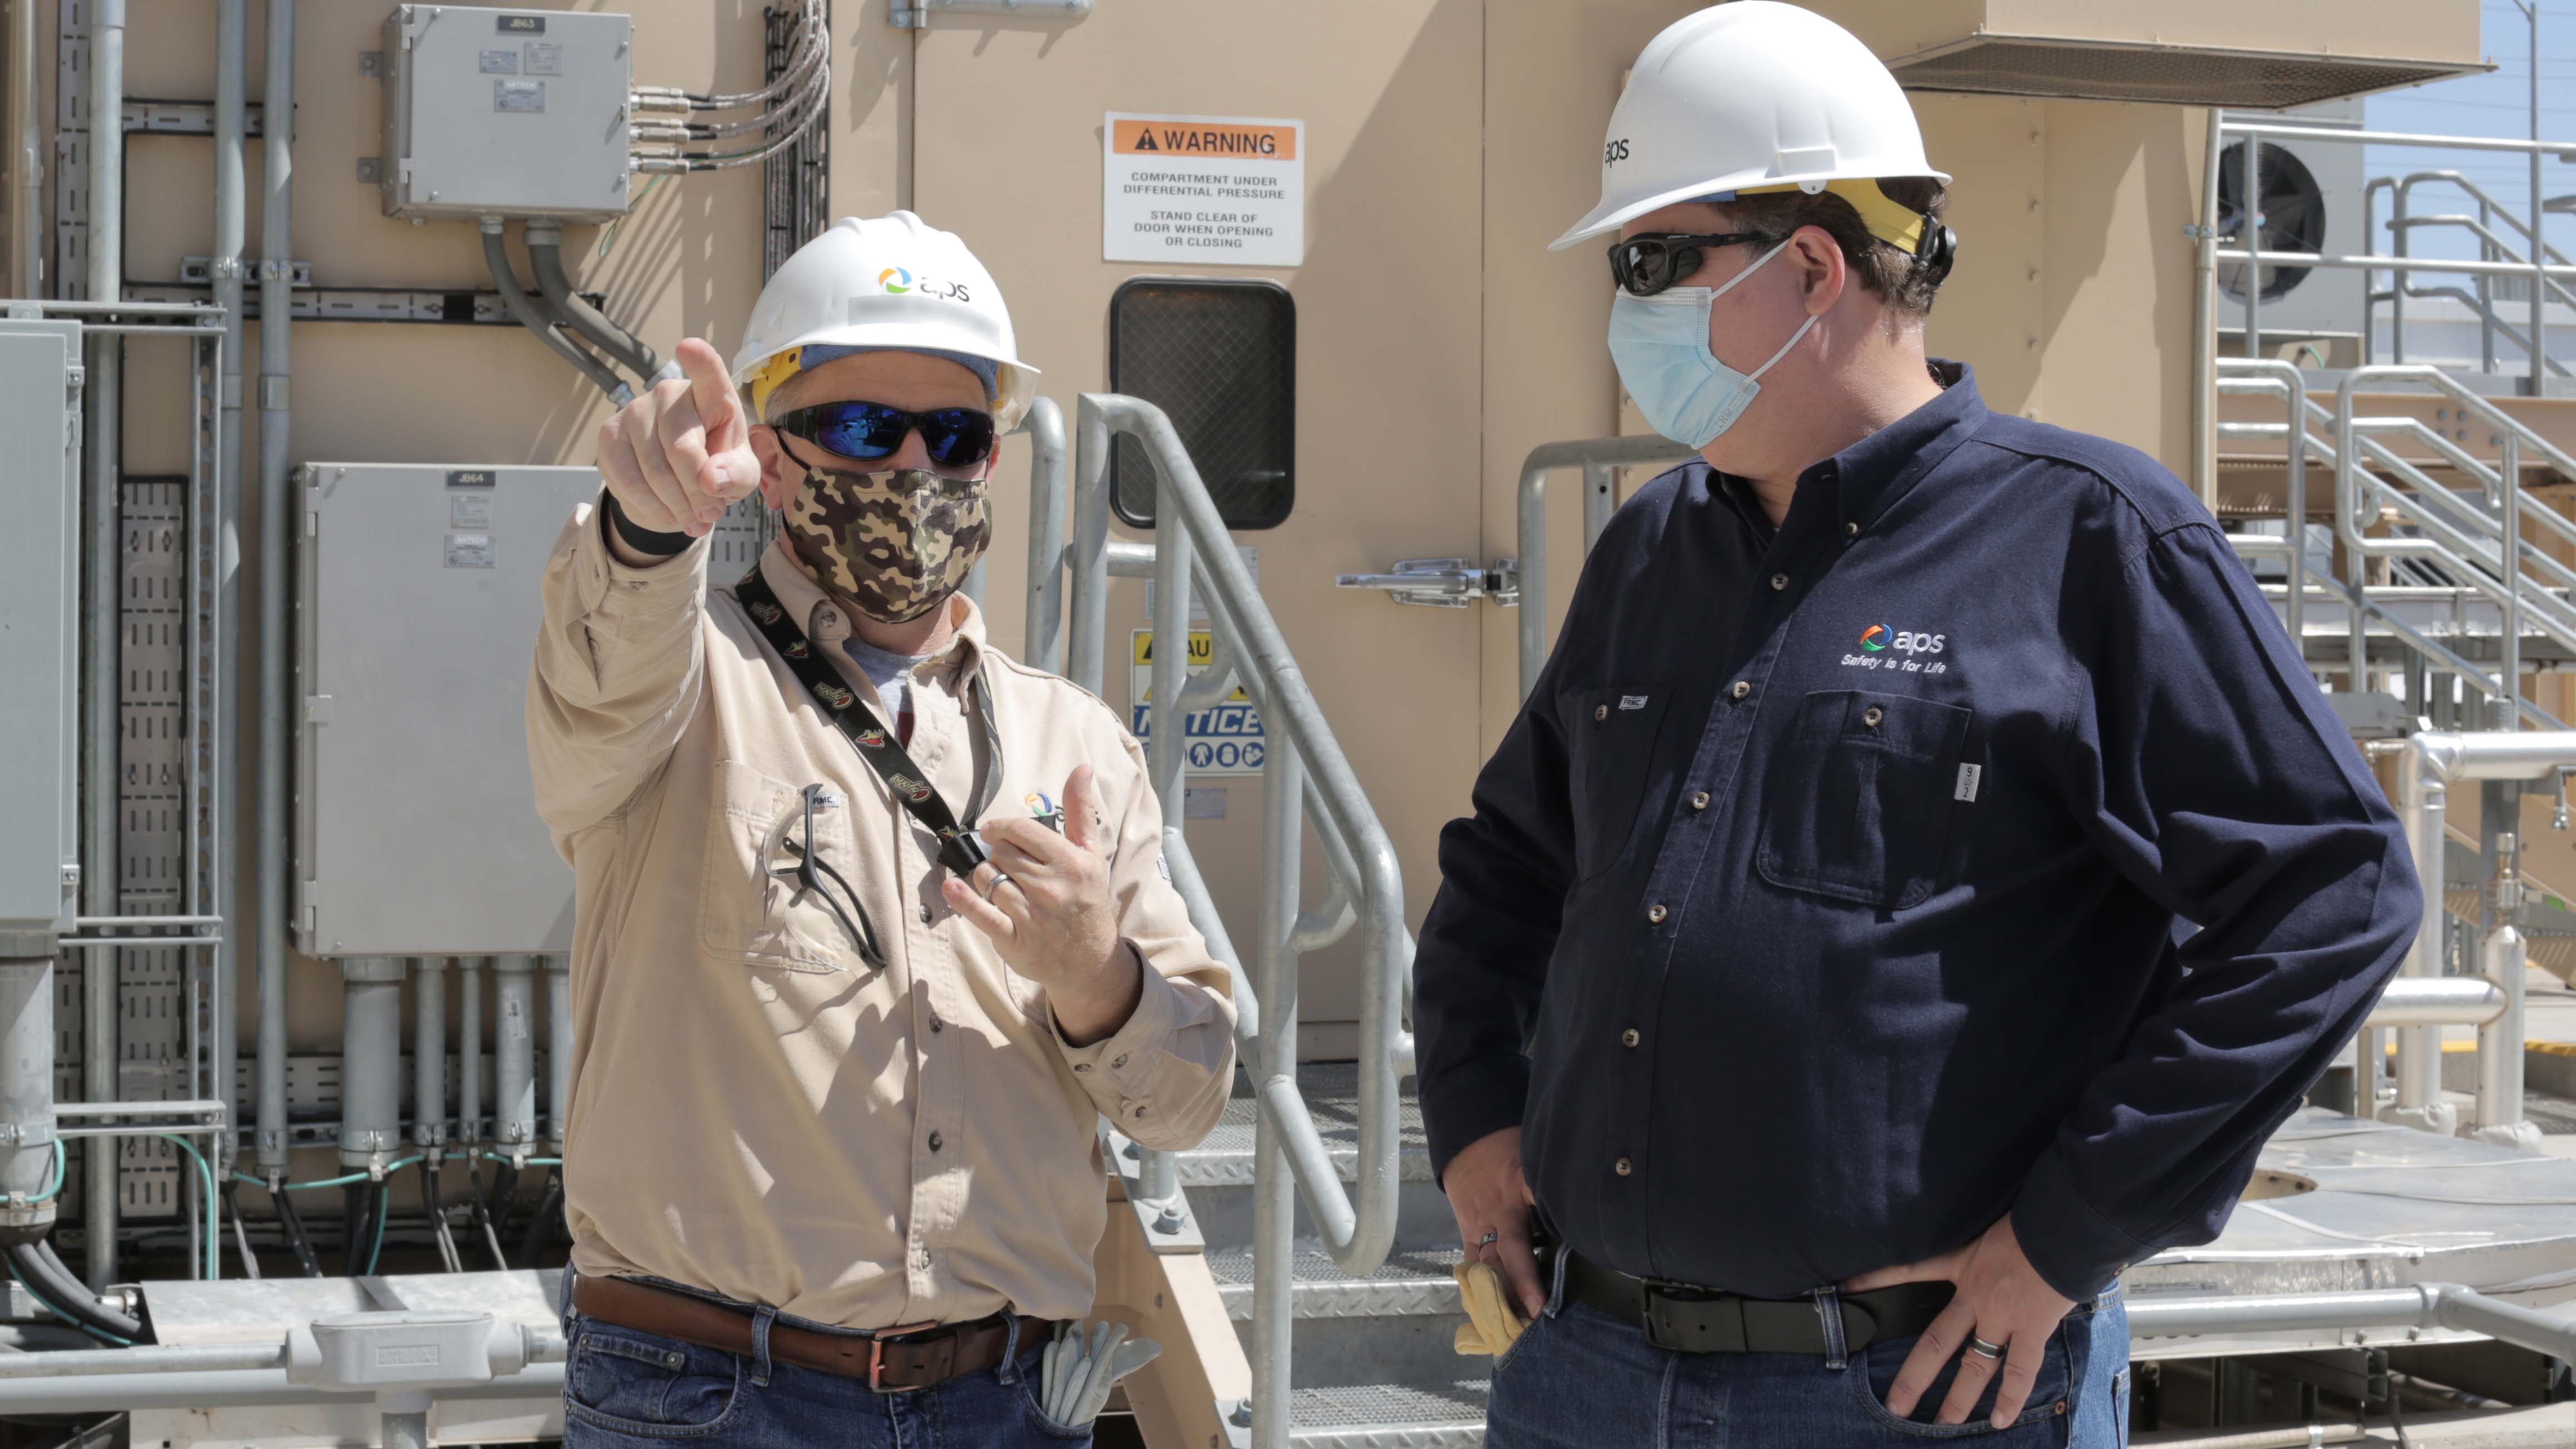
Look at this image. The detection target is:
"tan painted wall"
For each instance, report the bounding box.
[3,2,2294,1062]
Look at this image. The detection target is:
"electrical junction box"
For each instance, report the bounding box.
[379,5,633,222]
[0,319,82,942]
[295,464,603,957]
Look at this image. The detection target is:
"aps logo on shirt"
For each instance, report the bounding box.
[1859,622,1945,656]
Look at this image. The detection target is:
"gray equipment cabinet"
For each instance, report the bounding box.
[295,464,603,956]
[0,319,82,943]
[379,4,634,222]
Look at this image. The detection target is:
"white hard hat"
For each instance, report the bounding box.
[1551,2,1949,253]
[731,211,1041,429]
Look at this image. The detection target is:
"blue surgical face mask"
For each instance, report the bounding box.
[1607,239,1818,449]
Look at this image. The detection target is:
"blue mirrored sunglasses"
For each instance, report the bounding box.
[771,400,998,469]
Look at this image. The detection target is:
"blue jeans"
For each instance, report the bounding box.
[557,1278,1090,1448]
[1487,1272,2130,1449]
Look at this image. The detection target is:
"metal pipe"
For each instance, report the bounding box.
[1516,434,1699,698]
[0,957,57,1242]
[2394,738,2458,1134]
[414,957,446,1154]
[2242,128,2261,367]
[1249,740,1302,1449]
[338,958,402,1169]
[2363,976,2505,1027]
[2221,122,2576,157]
[2196,108,2228,506]
[1018,396,1068,673]
[2224,246,2576,282]
[213,0,248,1183]
[2473,924,2537,1147]
[9,0,35,296]
[524,221,672,387]
[0,1362,567,1414]
[78,0,129,1293]
[457,957,484,1151]
[478,221,630,407]
[1581,461,1616,552]
[543,955,569,1150]
[2530,2,2545,395]
[2503,433,2521,725]
[254,0,294,1179]
[1068,400,1114,694]
[0,1342,285,1378]
[493,957,536,1161]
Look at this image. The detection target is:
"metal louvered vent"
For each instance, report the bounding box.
[1888,41,2480,110]
[1110,279,1295,530]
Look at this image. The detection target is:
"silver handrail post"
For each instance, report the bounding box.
[2242,126,2262,363]
[1249,738,1303,1449]
[2474,921,2538,1148]
[2194,108,2224,508]
[2503,431,2521,729]
[1514,435,1701,698]
[1068,400,1114,694]
[1018,397,1069,674]
[2392,736,2459,1136]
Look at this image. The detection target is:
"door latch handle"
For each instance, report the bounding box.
[1334,557,1519,609]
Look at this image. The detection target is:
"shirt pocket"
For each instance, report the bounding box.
[1756,690,1972,911]
[696,759,861,975]
[1566,686,1671,882]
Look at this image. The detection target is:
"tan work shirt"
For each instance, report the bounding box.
[526,494,1236,1328]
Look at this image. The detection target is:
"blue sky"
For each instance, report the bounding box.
[2361,2,2576,263]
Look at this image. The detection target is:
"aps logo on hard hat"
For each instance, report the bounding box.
[873,265,973,304]
[878,266,914,294]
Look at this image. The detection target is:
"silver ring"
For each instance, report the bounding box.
[980,870,1013,901]
[1965,1334,2006,1361]
[1478,1231,1499,1248]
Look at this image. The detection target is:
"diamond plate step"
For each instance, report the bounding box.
[1207,1244,1465,1320]
[1288,1379,1489,1449]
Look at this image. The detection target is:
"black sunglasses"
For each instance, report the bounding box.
[1607,231,1770,298]
[771,400,998,470]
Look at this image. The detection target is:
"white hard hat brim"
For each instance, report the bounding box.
[734,320,1042,430]
[1547,164,1953,253]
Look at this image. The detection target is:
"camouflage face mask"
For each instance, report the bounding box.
[782,464,992,626]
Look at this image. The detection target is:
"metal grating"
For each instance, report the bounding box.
[1110,279,1295,530]
[1888,41,2481,110]
[1289,1379,1488,1443]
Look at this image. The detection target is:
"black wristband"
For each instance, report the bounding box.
[600,489,694,557]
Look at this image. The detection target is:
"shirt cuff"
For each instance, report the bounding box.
[2009,1144,2153,1303]
[573,492,708,614]
[1420,1053,1532,1186]
[1052,941,1180,1122]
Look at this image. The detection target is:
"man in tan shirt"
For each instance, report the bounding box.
[527,211,1235,1447]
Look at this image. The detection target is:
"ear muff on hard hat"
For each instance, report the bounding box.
[1715,177,1958,289]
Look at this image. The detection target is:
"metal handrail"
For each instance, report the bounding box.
[1514,433,1700,698]
[1069,394,1408,1448]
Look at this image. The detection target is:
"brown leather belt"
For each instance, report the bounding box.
[572,1274,1047,1393]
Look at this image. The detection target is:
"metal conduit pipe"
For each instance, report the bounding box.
[0,1361,566,1414]
[1248,741,1303,1449]
[525,221,674,386]
[211,0,248,1187]
[2365,976,2508,1027]
[338,958,402,1169]
[493,957,536,1163]
[479,222,630,407]
[2475,924,2538,1148]
[2129,1282,2576,1363]
[9,0,36,295]
[1018,397,1069,673]
[80,0,129,1292]
[254,0,294,1180]
[1067,403,1116,694]
[413,957,446,1155]
[0,957,57,1242]
[1514,434,1700,699]
[457,957,484,1151]
[543,956,569,1150]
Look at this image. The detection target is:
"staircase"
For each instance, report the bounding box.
[1181,1064,1488,1448]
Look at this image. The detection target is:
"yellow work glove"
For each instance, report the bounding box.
[1450,1259,1529,1357]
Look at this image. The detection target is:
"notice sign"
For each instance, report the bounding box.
[1131,629,1266,775]
[1104,113,1304,266]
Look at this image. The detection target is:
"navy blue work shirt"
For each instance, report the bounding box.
[1413,364,2418,1302]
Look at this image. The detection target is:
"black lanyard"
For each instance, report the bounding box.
[733,566,1003,877]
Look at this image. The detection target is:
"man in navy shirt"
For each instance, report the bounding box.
[1417,7,2417,1445]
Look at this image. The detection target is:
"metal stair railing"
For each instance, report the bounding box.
[1058,393,1410,1449]
[2367,170,2576,377]
[1514,434,1701,698]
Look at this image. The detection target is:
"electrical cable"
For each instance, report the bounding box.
[635,0,824,111]
[222,1180,260,1279]
[480,223,633,405]
[422,1159,461,1274]
[518,1167,563,1268]
[4,1259,129,1348]
[527,226,671,383]
[365,1183,389,1275]
[634,13,832,174]
[272,1180,323,1278]
[156,1135,218,1282]
[466,1158,510,1272]
[6,1244,143,1343]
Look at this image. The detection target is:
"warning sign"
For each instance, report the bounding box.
[1131,629,1266,776]
[1104,112,1304,267]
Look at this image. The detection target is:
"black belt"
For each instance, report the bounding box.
[1558,1248,1954,1354]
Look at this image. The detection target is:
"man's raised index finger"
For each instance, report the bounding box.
[674,338,741,442]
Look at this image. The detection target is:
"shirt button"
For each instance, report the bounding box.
[1073,1063,1092,1074]
[1863,705,1884,728]
[1690,790,1710,810]
[1614,1156,1634,1177]
[1647,903,1668,924]
[1621,1028,1640,1048]
[1730,680,1751,701]
[1112,1054,1129,1070]
[921,907,935,924]
[1769,573,1788,591]
[927,1131,943,1152]
[1132,1104,1153,1120]
[1845,521,1859,537]
[1595,704,1608,721]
